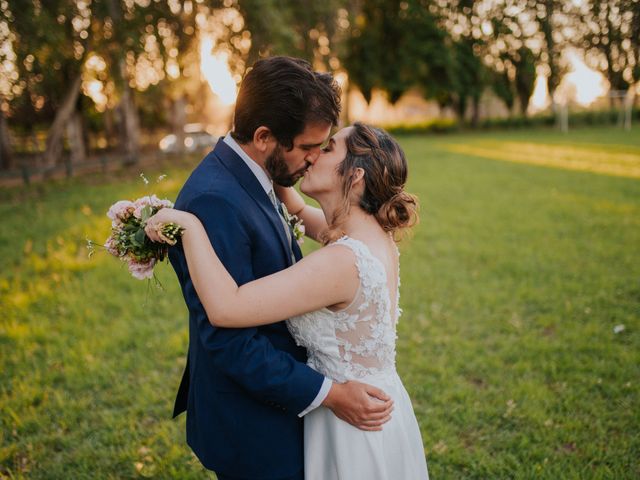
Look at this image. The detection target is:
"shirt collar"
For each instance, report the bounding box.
[223,133,273,195]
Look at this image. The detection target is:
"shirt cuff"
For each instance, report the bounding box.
[298,377,332,417]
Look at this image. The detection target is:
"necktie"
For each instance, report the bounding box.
[268,189,296,264]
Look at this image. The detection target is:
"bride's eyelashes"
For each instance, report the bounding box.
[321,137,335,153]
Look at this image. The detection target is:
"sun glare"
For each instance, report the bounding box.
[530,68,550,113]
[200,36,238,106]
[530,50,608,112]
[562,50,608,106]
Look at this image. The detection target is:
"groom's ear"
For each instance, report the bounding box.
[253,126,274,153]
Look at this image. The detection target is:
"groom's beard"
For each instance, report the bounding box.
[266,145,308,187]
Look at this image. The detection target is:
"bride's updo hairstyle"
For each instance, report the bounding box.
[322,122,418,244]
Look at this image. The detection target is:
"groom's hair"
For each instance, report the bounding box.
[231,56,341,150]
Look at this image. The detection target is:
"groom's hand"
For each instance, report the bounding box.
[321,381,394,431]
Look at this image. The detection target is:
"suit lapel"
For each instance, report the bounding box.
[212,139,294,267]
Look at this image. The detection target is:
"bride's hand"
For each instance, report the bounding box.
[145,208,194,244]
[273,184,293,203]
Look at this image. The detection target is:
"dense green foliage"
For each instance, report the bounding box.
[1,126,638,478]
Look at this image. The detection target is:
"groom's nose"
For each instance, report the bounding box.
[305,148,321,164]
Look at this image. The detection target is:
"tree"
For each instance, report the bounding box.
[525,0,573,114]
[492,69,516,114]
[90,0,206,161]
[576,0,639,107]
[0,105,12,169]
[450,38,489,125]
[344,0,450,105]
[4,0,90,171]
[513,46,537,115]
[439,0,491,125]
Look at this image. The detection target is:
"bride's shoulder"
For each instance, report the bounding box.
[301,238,358,273]
[309,238,357,262]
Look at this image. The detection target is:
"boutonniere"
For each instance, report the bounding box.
[280,203,305,245]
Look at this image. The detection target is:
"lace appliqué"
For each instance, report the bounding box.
[287,236,401,382]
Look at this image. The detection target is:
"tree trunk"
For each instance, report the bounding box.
[66,109,86,166]
[343,84,352,125]
[0,108,12,170]
[521,100,529,118]
[43,74,82,171]
[104,108,117,149]
[471,96,480,128]
[541,1,560,105]
[117,59,141,164]
[107,0,140,164]
[172,96,187,152]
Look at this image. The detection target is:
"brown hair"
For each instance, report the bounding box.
[321,123,418,244]
[232,56,341,150]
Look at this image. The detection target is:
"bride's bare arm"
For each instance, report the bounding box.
[274,186,328,242]
[146,208,357,328]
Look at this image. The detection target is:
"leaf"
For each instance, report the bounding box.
[140,205,153,222]
[134,229,146,246]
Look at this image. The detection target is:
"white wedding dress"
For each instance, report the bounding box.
[287,236,429,480]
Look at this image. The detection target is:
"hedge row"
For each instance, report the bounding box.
[383,107,640,135]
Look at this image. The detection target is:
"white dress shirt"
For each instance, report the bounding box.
[223,134,332,416]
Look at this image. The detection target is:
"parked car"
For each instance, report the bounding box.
[159,125,216,153]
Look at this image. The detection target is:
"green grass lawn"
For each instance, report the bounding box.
[1,126,639,479]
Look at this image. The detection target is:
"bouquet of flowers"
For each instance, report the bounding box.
[88,192,184,280]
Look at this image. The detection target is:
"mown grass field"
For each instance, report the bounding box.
[1,126,639,479]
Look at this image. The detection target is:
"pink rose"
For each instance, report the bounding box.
[132,195,173,218]
[107,200,135,224]
[104,235,120,257]
[133,197,150,219]
[127,258,156,280]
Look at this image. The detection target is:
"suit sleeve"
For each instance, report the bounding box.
[181,191,325,413]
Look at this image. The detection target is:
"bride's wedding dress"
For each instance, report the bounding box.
[287,236,429,480]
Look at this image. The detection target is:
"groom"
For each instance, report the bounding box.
[168,56,393,480]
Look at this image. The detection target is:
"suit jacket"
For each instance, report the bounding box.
[169,139,324,478]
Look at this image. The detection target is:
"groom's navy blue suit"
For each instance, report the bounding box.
[168,139,325,479]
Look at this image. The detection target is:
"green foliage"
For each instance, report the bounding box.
[345,0,450,105]
[384,118,460,135]
[1,127,639,477]
[491,69,516,113]
[3,0,89,125]
[449,38,489,119]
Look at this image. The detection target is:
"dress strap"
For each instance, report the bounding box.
[332,236,388,300]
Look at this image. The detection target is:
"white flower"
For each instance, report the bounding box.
[613,324,625,334]
[280,203,305,245]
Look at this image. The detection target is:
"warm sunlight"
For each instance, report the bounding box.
[530,50,608,112]
[562,50,608,105]
[200,36,238,106]
[530,67,551,112]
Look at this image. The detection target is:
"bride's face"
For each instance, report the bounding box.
[300,126,353,199]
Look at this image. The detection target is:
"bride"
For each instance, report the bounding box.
[146,122,429,479]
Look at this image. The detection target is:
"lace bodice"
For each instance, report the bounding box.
[287,236,401,382]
